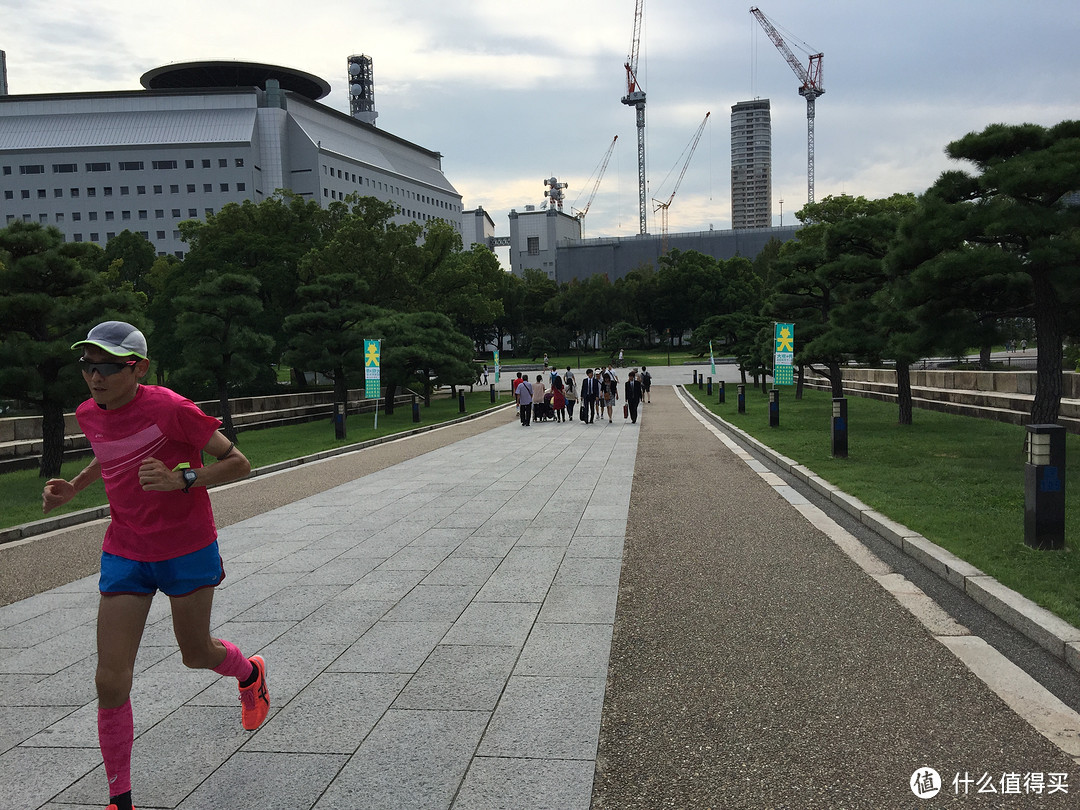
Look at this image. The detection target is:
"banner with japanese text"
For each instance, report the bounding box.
[364,339,381,398]
[774,323,794,386]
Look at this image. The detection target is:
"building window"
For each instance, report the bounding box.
[218,158,227,168]
[155,210,164,218]
[119,161,144,171]
[203,184,212,193]
[53,163,78,173]
[122,211,131,220]
[137,186,146,195]
[237,183,246,192]
[187,184,196,193]
[86,162,110,172]
[72,212,81,221]
[202,159,211,168]
[188,209,197,217]
[90,233,99,242]
[56,213,64,223]
[20,164,45,174]
[171,208,181,217]
[3,190,11,200]
[89,212,98,221]
[527,237,540,256]
[138,210,148,220]
[20,190,29,199]
[152,160,177,170]
[39,213,48,223]
[70,188,80,198]
[37,189,46,199]
[2,166,10,175]
[120,186,129,195]
[220,183,229,192]
[87,187,96,197]
[74,234,83,242]
[105,211,115,221]
[204,208,214,217]
[235,158,244,167]
[153,185,163,194]
[170,184,179,194]
[103,187,113,196]
[185,160,194,169]
[156,230,166,240]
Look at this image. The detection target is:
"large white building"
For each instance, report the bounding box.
[0,60,463,258]
[731,99,772,229]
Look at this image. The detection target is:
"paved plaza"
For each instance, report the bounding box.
[2,366,1079,808]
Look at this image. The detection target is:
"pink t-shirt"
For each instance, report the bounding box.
[76,385,222,562]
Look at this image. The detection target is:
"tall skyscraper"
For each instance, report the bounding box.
[731,99,772,229]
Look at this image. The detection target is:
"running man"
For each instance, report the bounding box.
[42,321,269,810]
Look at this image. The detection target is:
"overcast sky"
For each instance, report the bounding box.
[4,0,1079,248]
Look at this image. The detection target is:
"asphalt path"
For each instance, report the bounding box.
[591,386,1077,808]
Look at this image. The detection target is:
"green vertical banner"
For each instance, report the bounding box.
[774,323,794,386]
[364,339,381,398]
[493,349,500,383]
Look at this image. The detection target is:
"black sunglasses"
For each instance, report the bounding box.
[78,357,139,377]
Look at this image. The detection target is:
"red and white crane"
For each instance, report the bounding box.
[750,6,824,204]
[621,0,648,235]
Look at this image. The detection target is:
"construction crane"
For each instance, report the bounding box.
[621,0,647,235]
[573,135,619,225]
[750,6,824,204]
[652,112,710,253]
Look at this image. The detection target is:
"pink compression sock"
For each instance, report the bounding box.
[212,639,254,681]
[98,700,133,797]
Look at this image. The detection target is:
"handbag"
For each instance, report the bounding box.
[623,404,629,419]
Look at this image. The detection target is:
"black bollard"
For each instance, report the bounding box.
[832,398,848,459]
[490,383,496,403]
[769,388,779,427]
[693,370,698,385]
[737,384,746,414]
[707,377,712,396]
[718,380,725,404]
[384,391,394,416]
[333,401,346,440]
[698,374,704,390]
[412,395,420,424]
[459,391,466,413]
[1025,424,1066,550]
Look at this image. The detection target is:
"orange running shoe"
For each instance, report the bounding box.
[238,655,269,731]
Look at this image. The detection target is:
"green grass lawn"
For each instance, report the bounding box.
[1,390,506,533]
[685,383,1080,628]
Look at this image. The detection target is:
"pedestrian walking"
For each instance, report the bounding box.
[551,379,566,421]
[641,365,652,403]
[602,369,619,423]
[564,374,578,421]
[41,321,268,810]
[481,364,489,385]
[580,368,599,423]
[618,348,624,367]
[533,374,547,422]
[517,375,534,425]
[625,369,645,424]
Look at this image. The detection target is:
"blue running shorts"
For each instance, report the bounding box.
[99,541,225,597]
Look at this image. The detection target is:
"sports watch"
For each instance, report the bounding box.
[181,467,198,493]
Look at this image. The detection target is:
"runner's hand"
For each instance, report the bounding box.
[42,479,75,514]
[139,458,183,492]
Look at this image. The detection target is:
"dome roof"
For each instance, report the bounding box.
[140,60,330,100]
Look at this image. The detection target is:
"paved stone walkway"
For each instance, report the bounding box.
[0,404,636,810]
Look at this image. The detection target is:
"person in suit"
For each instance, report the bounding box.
[624,369,645,424]
[580,368,599,423]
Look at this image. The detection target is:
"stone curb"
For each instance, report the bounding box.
[679,386,1080,675]
[0,403,515,547]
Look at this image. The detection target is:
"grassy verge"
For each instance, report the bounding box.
[1,391,506,533]
[685,383,1080,628]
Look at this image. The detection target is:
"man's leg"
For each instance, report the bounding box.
[170,587,269,731]
[97,593,153,808]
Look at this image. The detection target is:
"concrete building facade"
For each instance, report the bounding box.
[731,99,772,229]
[0,61,463,258]
[552,225,798,284]
[507,205,583,280]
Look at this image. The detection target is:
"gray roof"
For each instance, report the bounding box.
[0,108,256,150]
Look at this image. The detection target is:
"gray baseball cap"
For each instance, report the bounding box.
[72,321,148,359]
